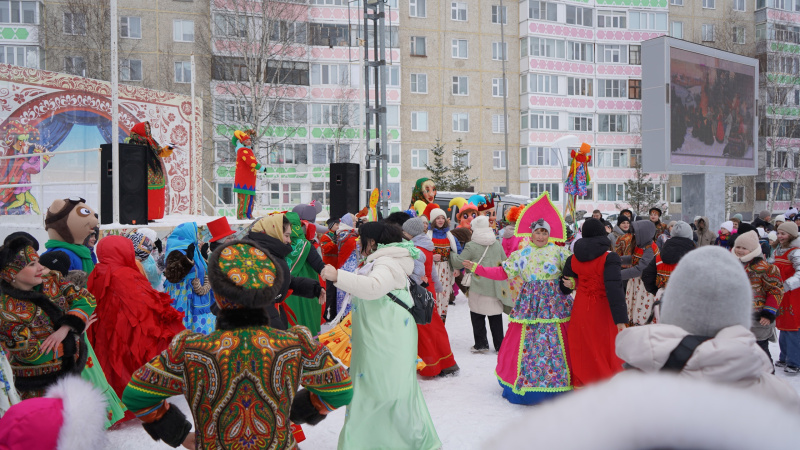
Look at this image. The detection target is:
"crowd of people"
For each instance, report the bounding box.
[1,188,800,449]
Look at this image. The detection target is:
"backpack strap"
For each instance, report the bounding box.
[660,335,712,372]
[387,292,411,311]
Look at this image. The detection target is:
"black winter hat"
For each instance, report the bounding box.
[39,250,71,277]
[582,218,607,238]
[617,216,631,227]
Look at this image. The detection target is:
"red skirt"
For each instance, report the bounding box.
[148,187,165,221]
[568,291,623,388]
[417,312,457,376]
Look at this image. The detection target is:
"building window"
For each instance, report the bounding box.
[410,0,426,18]
[387,143,400,164]
[311,103,358,126]
[64,56,85,76]
[63,12,86,35]
[597,44,628,64]
[526,73,559,94]
[492,78,507,97]
[215,99,253,122]
[593,149,629,167]
[521,146,560,166]
[269,143,308,165]
[215,14,248,39]
[410,73,427,93]
[451,1,467,21]
[599,114,628,132]
[629,45,641,65]
[0,46,38,68]
[597,183,626,202]
[530,183,560,201]
[283,183,302,204]
[492,114,507,133]
[493,150,506,169]
[568,77,593,96]
[174,61,191,83]
[311,63,351,86]
[491,5,507,24]
[266,61,310,86]
[311,182,331,205]
[492,42,508,61]
[120,59,143,81]
[756,182,792,201]
[452,113,469,132]
[217,183,233,205]
[411,111,429,131]
[529,1,557,21]
[452,76,469,95]
[411,36,426,56]
[671,21,684,39]
[702,24,715,42]
[733,27,746,45]
[214,140,235,163]
[451,39,468,59]
[731,186,744,203]
[599,79,628,98]
[521,110,559,130]
[453,151,469,166]
[386,105,399,127]
[120,16,141,39]
[173,19,194,42]
[411,148,428,169]
[522,37,566,59]
[567,41,594,62]
[670,0,683,5]
[272,101,307,125]
[733,0,745,11]
[597,10,626,28]
[569,113,593,131]
[311,144,335,165]
[629,79,642,100]
[629,11,667,31]
[670,186,682,203]
[566,5,593,27]
[367,65,398,87]
[702,0,715,9]
[0,1,37,24]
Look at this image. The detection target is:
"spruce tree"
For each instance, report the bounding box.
[426,138,451,191]
[616,158,664,217]
[450,138,475,191]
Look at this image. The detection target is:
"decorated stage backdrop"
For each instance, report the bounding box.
[0,63,202,217]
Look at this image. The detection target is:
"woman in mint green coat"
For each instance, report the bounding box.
[322,222,441,450]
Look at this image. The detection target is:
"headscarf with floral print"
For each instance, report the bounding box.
[214,243,278,310]
[0,244,38,283]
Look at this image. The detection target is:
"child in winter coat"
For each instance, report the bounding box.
[732,231,783,359]
[773,221,800,374]
[715,221,737,249]
[451,216,509,353]
[427,208,462,323]
[622,220,659,326]
[616,246,800,412]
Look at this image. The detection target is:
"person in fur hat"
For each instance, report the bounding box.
[231,129,266,219]
[732,230,783,360]
[622,220,660,326]
[773,221,800,374]
[428,208,462,323]
[123,240,353,449]
[0,376,109,449]
[451,216,509,353]
[616,246,800,411]
[561,218,628,387]
[716,220,737,250]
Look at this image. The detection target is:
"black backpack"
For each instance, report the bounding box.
[387,277,435,325]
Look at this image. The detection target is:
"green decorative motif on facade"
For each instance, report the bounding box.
[768,106,800,116]
[217,208,235,216]
[0,27,30,40]
[310,167,330,178]
[388,167,400,178]
[766,73,800,85]
[595,0,666,6]
[214,125,307,138]
[216,165,234,178]
[310,127,399,140]
[771,42,800,54]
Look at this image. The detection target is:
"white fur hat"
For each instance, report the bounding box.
[471,216,490,230]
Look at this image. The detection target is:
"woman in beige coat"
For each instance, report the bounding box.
[451,216,510,353]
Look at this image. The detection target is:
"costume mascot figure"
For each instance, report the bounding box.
[232,129,266,220]
[126,121,175,222]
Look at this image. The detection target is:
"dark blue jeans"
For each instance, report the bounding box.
[778,330,800,367]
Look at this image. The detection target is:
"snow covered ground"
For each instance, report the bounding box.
[107,293,800,449]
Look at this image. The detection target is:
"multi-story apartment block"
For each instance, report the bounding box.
[518,0,667,215]
[209,0,403,215]
[399,0,521,200]
[754,0,800,215]
[667,0,756,220]
[0,1,43,69]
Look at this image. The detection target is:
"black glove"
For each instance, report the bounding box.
[185,243,195,262]
[154,238,163,253]
[141,404,192,448]
[201,242,210,260]
[290,389,327,425]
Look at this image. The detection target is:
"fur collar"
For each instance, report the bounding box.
[1,279,64,325]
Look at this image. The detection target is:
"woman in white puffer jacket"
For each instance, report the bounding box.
[615,246,800,413]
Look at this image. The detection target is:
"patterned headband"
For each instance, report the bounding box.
[215,243,278,310]
[128,232,153,261]
[1,245,38,283]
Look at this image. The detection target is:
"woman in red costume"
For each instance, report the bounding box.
[126,121,173,221]
[86,235,185,398]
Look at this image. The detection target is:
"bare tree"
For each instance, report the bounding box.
[41,0,110,79]
[319,76,363,164]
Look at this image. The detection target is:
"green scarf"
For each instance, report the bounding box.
[378,241,421,260]
[284,212,312,276]
[44,239,95,273]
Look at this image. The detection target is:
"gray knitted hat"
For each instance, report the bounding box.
[660,246,751,337]
[671,221,693,239]
[402,217,426,237]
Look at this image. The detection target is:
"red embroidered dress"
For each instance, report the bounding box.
[774,248,800,331]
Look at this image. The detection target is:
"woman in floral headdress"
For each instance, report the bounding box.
[126,121,174,221]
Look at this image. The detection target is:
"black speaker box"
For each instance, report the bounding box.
[330,163,360,219]
[100,143,149,225]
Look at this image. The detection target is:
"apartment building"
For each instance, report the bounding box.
[0,1,41,69]
[667,0,756,220]
[399,0,521,199]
